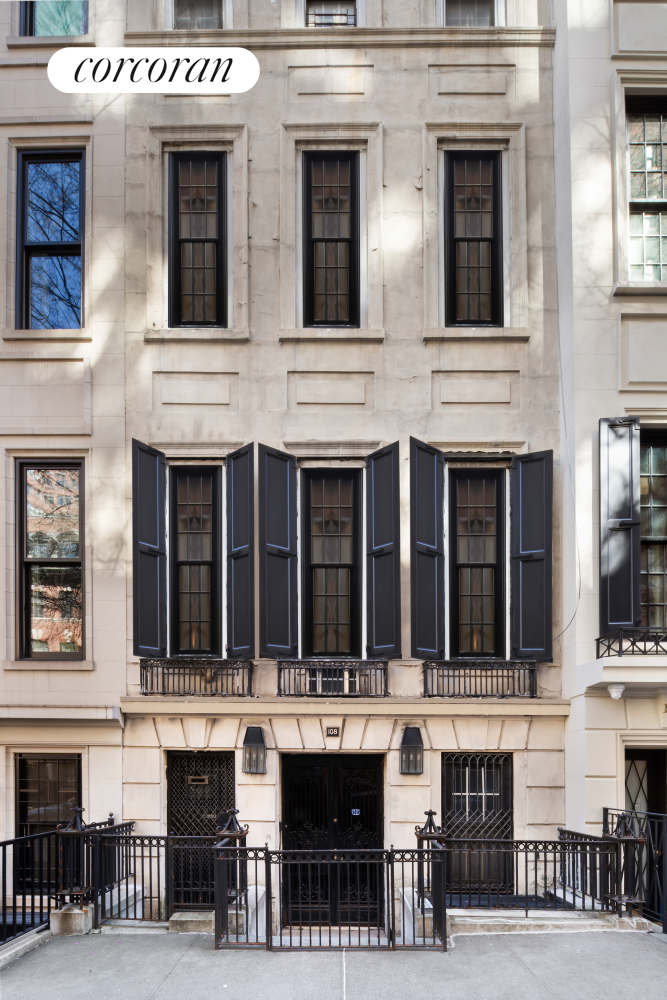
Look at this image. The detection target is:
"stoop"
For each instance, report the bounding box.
[168,911,214,933]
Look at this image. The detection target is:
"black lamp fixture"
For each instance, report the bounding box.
[400,727,424,775]
[242,726,266,774]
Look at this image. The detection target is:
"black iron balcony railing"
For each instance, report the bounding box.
[423,661,537,698]
[306,11,357,26]
[140,659,252,697]
[277,659,387,697]
[596,627,667,658]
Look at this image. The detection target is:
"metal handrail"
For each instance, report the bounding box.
[423,660,537,698]
[277,659,388,697]
[140,659,252,696]
[596,628,667,658]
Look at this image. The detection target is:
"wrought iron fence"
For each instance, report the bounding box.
[603,807,667,932]
[306,12,356,24]
[278,660,388,697]
[0,831,57,944]
[214,847,448,950]
[140,659,252,696]
[424,661,537,698]
[596,628,667,658]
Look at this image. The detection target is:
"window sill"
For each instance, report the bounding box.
[424,327,530,342]
[3,329,92,342]
[279,328,385,342]
[3,660,94,671]
[6,34,95,48]
[613,281,667,296]
[144,327,249,343]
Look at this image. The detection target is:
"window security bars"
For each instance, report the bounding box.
[442,753,513,840]
[603,807,667,932]
[140,659,252,696]
[277,660,388,697]
[306,9,357,24]
[174,0,223,28]
[424,661,537,698]
[596,627,667,657]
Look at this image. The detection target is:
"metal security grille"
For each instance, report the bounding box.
[625,759,649,812]
[167,752,234,837]
[442,753,512,839]
[16,754,80,837]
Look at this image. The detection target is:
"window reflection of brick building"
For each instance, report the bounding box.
[25,469,82,654]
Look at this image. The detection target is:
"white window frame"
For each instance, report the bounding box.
[279,124,384,342]
[423,123,528,339]
[164,0,233,29]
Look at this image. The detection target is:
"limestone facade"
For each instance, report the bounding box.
[0,0,575,850]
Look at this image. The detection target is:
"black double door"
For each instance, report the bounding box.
[281,754,384,925]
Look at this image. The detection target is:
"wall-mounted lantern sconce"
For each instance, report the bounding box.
[242,726,266,774]
[400,727,423,775]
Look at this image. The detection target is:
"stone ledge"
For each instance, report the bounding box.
[424,327,530,342]
[0,927,51,968]
[169,911,214,933]
[279,328,384,342]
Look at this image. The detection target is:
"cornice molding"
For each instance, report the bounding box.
[124,27,555,50]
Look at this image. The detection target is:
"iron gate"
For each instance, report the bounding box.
[167,752,235,908]
[281,755,383,926]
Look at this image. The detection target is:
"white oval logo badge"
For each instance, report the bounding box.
[47,47,260,94]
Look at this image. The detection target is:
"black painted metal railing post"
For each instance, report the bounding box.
[662,816,667,935]
[265,847,272,951]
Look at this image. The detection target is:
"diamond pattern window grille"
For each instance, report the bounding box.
[167,752,235,837]
[625,759,649,813]
[442,753,512,839]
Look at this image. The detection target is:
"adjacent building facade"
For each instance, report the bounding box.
[3,0,663,865]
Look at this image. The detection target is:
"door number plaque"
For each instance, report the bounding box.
[326,727,340,737]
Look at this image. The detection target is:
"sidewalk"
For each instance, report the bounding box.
[2,929,665,1000]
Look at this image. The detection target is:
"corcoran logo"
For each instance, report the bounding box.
[47,47,260,94]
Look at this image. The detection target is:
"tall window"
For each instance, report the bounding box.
[20,1,88,36]
[445,151,502,326]
[173,0,222,28]
[170,468,221,655]
[306,1,356,25]
[449,469,505,658]
[170,153,226,328]
[302,470,361,656]
[442,754,512,838]
[640,435,667,626]
[17,151,84,330]
[628,103,667,282]
[19,463,83,659]
[445,0,494,25]
[16,755,80,837]
[303,152,359,327]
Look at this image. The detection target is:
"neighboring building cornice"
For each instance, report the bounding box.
[124,27,555,50]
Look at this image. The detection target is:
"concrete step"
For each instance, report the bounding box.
[100,921,169,934]
[168,912,214,933]
[449,910,654,935]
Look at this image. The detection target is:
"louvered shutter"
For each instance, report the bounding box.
[259,444,298,658]
[599,417,641,635]
[366,441,402,658]
[510,450,553,661]
[132,439,167,657]
[410,437,444,659]
[226,443,254,659]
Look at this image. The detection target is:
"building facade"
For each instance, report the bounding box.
[0,0,569,861]
[554,0,667,830]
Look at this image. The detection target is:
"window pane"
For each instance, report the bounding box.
[175,472,215,652]
[306,0,356,25]
[17,756,80,837]
[32,1,87,36]
[309,476,354,653]
[174,0,223,29]
[29,255,81,329]
[29,565,82,654]
[26,468,80,558]
[455,475,498,654]
[27,160,80,243]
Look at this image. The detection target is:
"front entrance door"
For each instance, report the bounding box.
[167,751,235,909]
[281,754,384,925]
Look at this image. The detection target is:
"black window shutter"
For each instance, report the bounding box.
[599,417,641,635]
[132,439,167,658]
[226,443,254,659]
[259,444,298,657]
[366,441,402,658]
[510,450,553,661]
[410,437,444,659]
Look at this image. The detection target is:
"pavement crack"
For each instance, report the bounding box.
[144,935,198,1000]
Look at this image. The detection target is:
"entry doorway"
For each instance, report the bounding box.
[281,754,384,850]
[281,754,384,926]
[625,748,667,814]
